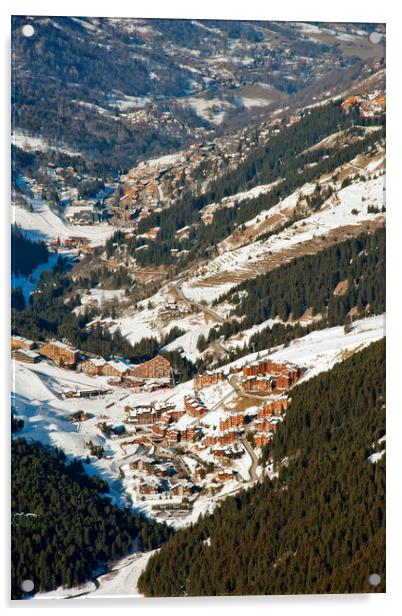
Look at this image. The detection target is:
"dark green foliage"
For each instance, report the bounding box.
[11,224,49,277]
[161,349,199,383]
[11,288,26,311]
[208,228,385,357]
[85,440,104,459]
[213,321,325,370]
[138,340,385,596]
[11,17,204,168]
[11,439,173,599]
[12,16,371,168]
[81,266,133,291]
[11,143,115,182]
[244,228,384,323]
[161,326,186,347]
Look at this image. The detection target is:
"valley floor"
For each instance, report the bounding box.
[12,313,385,522]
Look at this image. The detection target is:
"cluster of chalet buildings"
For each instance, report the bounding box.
[112,142,228,224]
[203,428,242,448]
[242,360,302,393]
[128,454,194,498]
[194,396,288,450]
[124,402,203,445]
[124,402,176,425]
[259,397,289,416]
[165,425,202,445]
[138,478,193,498]
[11,335,172,384]
[78,353,171,381]
[49,236,92,252]
[157,301,189,321]
[341,91,385,118]
[123,391,292,500]
[11,336,41,364]
[219,413,245,432]
[121,360,293,452]
[12,336,81,368]
[20,160,115,227]
[211,445,244,461]
[252,396,289,447]
[107,109,298,227]
[64,201,105,226]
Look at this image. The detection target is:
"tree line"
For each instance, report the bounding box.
[201,228,384,360]
[11,258,195,376]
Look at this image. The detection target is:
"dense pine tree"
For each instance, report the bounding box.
[206,228,385,362]
[11,439,173,599]
[11,224,49,277]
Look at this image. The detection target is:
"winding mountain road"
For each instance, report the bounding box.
[173,280,225,324]
[241,435,259,482]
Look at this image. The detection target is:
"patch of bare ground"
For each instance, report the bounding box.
[70,254,104,279]
[302,129,349,154]
[336,150,385,181]
[71,252,170,297]
[231,84,278,100]
[219,209,292,253]
[334,279,349,296]
[229,396,260,414]
[218,151,384,255]
[337,343,366,362]
[291,307,323,325]
[343,69,385,97]
[131,264,171,287]
[309,30,384,61]
[197,218,385,289]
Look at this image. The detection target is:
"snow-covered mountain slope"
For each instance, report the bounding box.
[33,550,157,600]
[12,200,115,246]
[181,169,385,303]
[225,313,385,378]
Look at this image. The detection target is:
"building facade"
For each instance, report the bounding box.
[130,355,171,380]
[195,371,225,390]
[39,341,80,368]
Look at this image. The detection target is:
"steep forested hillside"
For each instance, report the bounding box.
[11,258,198,378]
[212,228,385,336]
[11,439,173,599]
[131,103,384,267]
[199,228,385,368]
[11,224,49,277]
[138,339,385,596]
